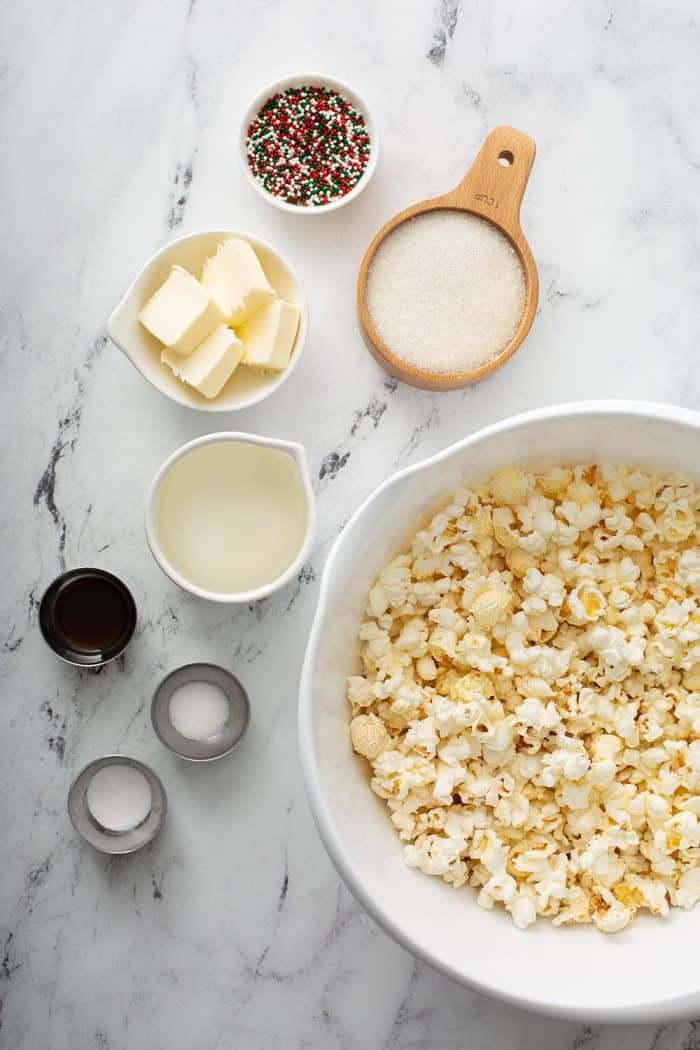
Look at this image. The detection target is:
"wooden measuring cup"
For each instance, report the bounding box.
[357,126,538,391]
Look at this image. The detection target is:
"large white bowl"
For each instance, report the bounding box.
[299,400,700,1024]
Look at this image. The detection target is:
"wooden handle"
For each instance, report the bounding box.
[442,126,536,241]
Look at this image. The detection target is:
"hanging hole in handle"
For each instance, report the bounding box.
[498,150,514,167]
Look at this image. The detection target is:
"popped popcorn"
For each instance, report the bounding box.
[347,465,700,933]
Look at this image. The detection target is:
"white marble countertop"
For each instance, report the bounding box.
[2,1,700,1047]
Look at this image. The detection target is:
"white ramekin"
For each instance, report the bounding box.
[239,73,378,214]
[299,399,700,1024]
[146,431,315,603]
[108,229,308,413]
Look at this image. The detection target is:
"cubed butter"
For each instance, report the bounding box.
[139,265,226,356]
[239,299,300,372]
[201,238,275,325]
[161,323,244,399]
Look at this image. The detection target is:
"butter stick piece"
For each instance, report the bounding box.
[239,299,300,372]
[139,265,226,357]
[161,324,244,399]
[201,238,275,325]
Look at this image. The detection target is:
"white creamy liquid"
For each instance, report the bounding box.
[154,441,308,595]
[366,210,526,374]
[168,680,229,740]
[86,764,152,833]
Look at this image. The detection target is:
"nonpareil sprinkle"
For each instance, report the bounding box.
[246,85,371,207]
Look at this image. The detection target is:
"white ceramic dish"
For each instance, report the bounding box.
[239,73,378,214]
[108,230,308,412]
[299,400,700,1024]
[146,431,315,603]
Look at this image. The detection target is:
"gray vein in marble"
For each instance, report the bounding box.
[261,884,360,985]
[40,700,67,763]
[4,840,63,999]
[76,503,93,551]
[652,1025,678,1050]
[350,379,397,436]
[166,60,199,229]
[318,450,351,481]
[3,587,37,653]
[317,378,397,489]
[649,1022,700,1050]
[32,333,107,570]
[546,279,573,303]
[284,561,318,612]
[114,700,146,750]
[394,405,440,467]
[382,961,424,1050]
[540,275,605,314]
[253,854,289,976]
[567,1025,601,1050]
[138,606,181,650]
[427,0,463,67]
[684,1022,700,1050]
[33,405,82,569]
[457,83,483,111]
[665,112,700,173]
[166,162,194,230]
[1,931,20,1021]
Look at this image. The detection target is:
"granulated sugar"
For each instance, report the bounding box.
[366,210,526,374]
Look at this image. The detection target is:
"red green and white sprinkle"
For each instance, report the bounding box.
[246,84,371,207]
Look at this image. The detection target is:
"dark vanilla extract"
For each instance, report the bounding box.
[55,575,131,652]
[39,568,137,666]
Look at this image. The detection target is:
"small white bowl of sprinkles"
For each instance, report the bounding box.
[239,73,378,213]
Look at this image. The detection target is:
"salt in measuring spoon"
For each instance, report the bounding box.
[68,756,167,855]
[357,125,538,391]
[151,663,250,762]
